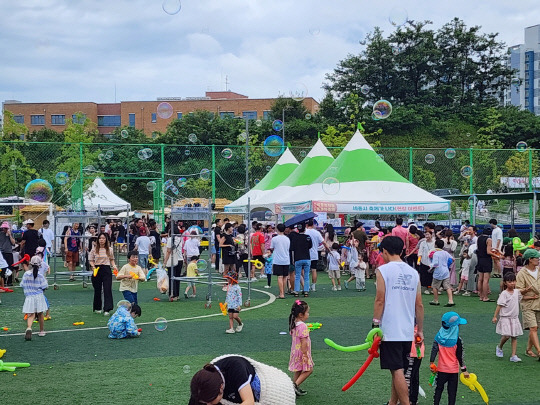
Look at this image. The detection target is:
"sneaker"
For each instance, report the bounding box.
[38,331,46,337]
[225,328,235,334]
[429,301,440,306]
[444,303,456,307]
[337,285,342,291]
[264,285,271,289]
[24,328,32,341]
[344,280,349,289]
[222,286,228,292]
[236,324,243,333]
[509,355,521,362]
[311,284,316,292]
[454,290,460,295]
[69,278,75,282]
[184,293,189,299]
[496,346,504,358]
[44,315,52,320]
[294,383,307,396]
[462,291,471,296]
[424,290,431,295]
[189,294,197,298]
[332,286,337,291]
[94,310,103,314]
[103,312,110,316]
[250,278,258,282]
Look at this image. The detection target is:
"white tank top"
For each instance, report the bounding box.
[378,261,419,341]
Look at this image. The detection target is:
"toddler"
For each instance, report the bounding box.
[225,272,243,334]
[184,255,199,299]
[264,252,273,289]
[21,258,49,340]
[107,301,142,339]
[289,300,313,397]
[454,251,470,295]
[327,243,342,291]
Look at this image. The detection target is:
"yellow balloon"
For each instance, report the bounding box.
[460,373,488,404]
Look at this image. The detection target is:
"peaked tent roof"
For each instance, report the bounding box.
[250,139,334,211]
[82,178,131,212]
[224,148,299,212]
[275,130,450,215]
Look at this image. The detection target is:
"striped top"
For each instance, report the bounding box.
[88,247,115,266]
[21,270,48,297]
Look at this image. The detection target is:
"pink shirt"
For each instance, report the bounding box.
[391,226,409,245]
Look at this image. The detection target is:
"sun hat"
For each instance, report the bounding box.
[29,255,42,266]
[522,248,540,261]
[441,311,467,328]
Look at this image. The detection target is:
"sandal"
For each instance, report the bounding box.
[293,292,299,297]
[525,349,538,358]
[303,292,309,298]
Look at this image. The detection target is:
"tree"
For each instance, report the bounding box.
[269,96,308,121]
[1,110,28,140]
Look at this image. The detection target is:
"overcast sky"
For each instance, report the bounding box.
[1,0,539,104]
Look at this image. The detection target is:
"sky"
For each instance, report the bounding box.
[1,0,540,104]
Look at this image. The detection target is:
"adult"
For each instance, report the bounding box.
[116,220,127,245]
[88,232,117,316]
[84,224,97,272]
[516,249,540,358]
[460,220,470,233]
[476,228,494,302]
[134,227,151,271]
[286,225,298,294]
[235,224,249,278]
[490,219,503,278]
[38,220,54,253]
[214,218,223,272]
[264,224,275,253]
[324,224,339,250]
[270,223,291,299]
[417,230,435,295]
[220,223,237,275]
[163,225,184,301]
[20,219,40,259]
[458,225,477,258]
[391,218,408,258]
[305,219,323,292]
[290,223,312,297]
[423,222,436,235]
[404,225,420,269]
[352,222,368,252]
[64,222,82,281]
[373,236,424,405]
[148,220,162,264]
[0,222,15,286]
[250,223,265,281]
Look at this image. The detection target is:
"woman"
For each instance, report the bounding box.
[189,355,295,405]
[442,229,458,286]
[220,223,237,274]
[417,230,435,295]
[60,225,69,268]
[235,224,249,278]
[516,248,540,358]
[88,232,117,316]
[163,225,184,302]
[405,225,421,269]
[84,225,97,273]
[264,224,274,253]
[476,228,494,302]
[323,224,338,251]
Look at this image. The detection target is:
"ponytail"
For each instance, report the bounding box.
[32,264,39,279]
[289,300,308,332]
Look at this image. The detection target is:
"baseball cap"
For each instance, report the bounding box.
[0,221,9,228]
[441,311,467,328]
[29,255,42,267]
[523,248,540,261]
[26,219,35,225]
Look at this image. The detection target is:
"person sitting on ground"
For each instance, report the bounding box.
[107,300,142,339]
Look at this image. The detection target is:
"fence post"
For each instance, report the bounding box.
[529,148,533,236]
[212,144,216,204]
[408,147,413,183]
[161,143,165,227]
[79,142,84,210]
[469,148,474,224]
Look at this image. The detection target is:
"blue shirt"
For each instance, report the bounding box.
[21,270,48,296]
[107,306,139,339]
[431,250,452,280]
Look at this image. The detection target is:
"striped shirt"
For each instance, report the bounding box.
[88,247,115,266]
[21,271,48,297]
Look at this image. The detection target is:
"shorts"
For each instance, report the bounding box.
[273,264,289,277]
[66,250,79,264]
[310,260,318,270]
[476,257,492,273]
[380,341,411,370]
[328,270,341,279]
[117,236,125,244]
[522,309,540,330]
[460,274,469,281]
[228,308,239,314]
[431,278,451,290]
[253,255,266,265]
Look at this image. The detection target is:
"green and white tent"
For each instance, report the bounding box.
[275,130,450,215]
[224,147,299,213]
[250,138,334,211]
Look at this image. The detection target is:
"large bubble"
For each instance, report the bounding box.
[424,154,435,164]
[460,166,473,178]
[444,148,456,159]
[272,120,283,131]
[120,129,129,138]
[120,184,128,191]
[360,84,370,95]
[147,181,157,192]
[177,177,187,187]
[138,148,153,160]
[516,141,528,152]
[373,100,393,119]
[388,7,408,27]
[55,172,69,185]
[188,133,197,143]
[155,317,168,331]
[322,177,340,195]
[200,169,211,181]
[263,135,284,157]
[290,83,308,101]
[24,179,53,203]
[162,0,181,15]
[157,102,173,119]
[221,148,233,159]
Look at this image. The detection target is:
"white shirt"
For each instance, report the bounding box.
[417,239,435,266]
[305,228,323,261]
[39,228,54,248]
[166,236,184,267]
[327,250,340,271]
[184,237,201,257]
[270,234,290,265]
[135,235,151,255]
[527,268,538,280]
[378,261,419,341]
[491,226,503,250]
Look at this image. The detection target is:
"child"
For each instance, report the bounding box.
[107,300,142,339]
[183,230,201,262]
[405,325,424,405]
[430,312,470,405]
[21,256,49,340]
[327,242,342,291]
[184,255,199,299]
[264,252,273,289]
[224,271,243,334]
[289,300,313,397]
[454,250,470,295]
[116,250,146,305]
[31,254,52,320]
[345,242,367,291]
[500,244,516,292]
[515,255,524,273]
[492,272,531,362]
[429,239,455,307]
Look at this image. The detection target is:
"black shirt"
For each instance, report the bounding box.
[216,356,256,403]
[214,226,222,250]
[117,224,126,239]
[22,229,40,257]
[290,233,312,262]
[149,230,161,259]
[477,235,490,259]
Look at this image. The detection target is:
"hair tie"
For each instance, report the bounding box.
[295,300,301,305]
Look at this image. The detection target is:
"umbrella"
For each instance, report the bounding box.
[284,212,316,227]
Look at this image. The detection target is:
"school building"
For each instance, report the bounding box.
[2,91,319,138]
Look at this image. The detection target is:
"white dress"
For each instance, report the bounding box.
[496,290,523,337]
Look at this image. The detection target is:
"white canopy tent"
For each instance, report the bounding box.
[81,178,131,212]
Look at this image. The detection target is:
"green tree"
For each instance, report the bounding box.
[1,110,28,140]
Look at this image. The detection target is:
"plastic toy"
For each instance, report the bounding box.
[0,360,30,372]
[0,349,5,358]
[0,287,14,293]
[325,328,383,391]
[12,254,30,267]
[428,363,437,387]
[113,269,118,276]
[130,271,139,280]
[243,259,263,270]
[93,266,100,277]
[416,336,422,358]
[149,258,158,266]
[307,322,322,331]
[137,328,142,333]
[73,322,84,326]
[219,302,228,316]
[1,327,10,332]
[146,267,157,280]
[460,373,488,404]
[153,297,161,301]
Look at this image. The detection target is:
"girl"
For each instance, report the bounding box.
[501,244,516,276]
[442,229,458,287]
[225,271,243,334]
[454,250,470,295]
[88,233,118,315]
[21,255,49,340]
[289,300,313,397]
[345,241,367,292]
[263,252,273,289]
[493,272,529,362]
[220,223,238,276]
[33,253,52,320]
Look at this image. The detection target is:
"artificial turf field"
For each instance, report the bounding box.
[1,265,539,405]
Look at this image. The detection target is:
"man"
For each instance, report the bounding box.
[290,223,312,296]
[214,219,223,272]
[305,219,323,292]
[460,220,470,233]
[391,218,408,258]
[148,220,161,263]
[64,222,82,281]
[373,236,424,405]
[270,223,290,299]
[352,222,368,252]
[285,225,297,294]
[20,219,40,259]
[39,220,54,253]
[489,219,503,278]
[0,222,15,286]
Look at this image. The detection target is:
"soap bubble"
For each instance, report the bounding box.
[424,154,435,164]
[55,172,69,185]
[322,177,340,195]
[255,119,262,127]
[183,365,191,374]
[177,177,187,187]
[238,132,247,142]
[105,150,113,159]
[388,7,408,27]
[305,113,312,120]
[196,259,207,271]
[466,132,471,137]
[468,195,478,206]
[309,27,320,36]
[444,148,456,159]
[511,77,520,87]
[146,181,157,192]
[290,83,308,101]
[148,200,153,207]
[264,211,273,221]
[200,169,211,181]
[188,133,197,143]
[373,100,393,119]
[24,179,53,202]
[162,0,181,15]
[371,112,381,121]
[155,317,168,331]
[185,149,190,156]
[84,165,96,173]
[360,84,370,95]
[254,179,260,185]
[266,165,271,171]
[170,185,179,196]
[121,129,128,138]
[138,148,153,160]
[157,102,173,119]
[272,120,284,131]
[263,135,284,157]
[98,153,105,161]
[377,154,385,161]
[516,141,528,152]
[120,184,128,191]
[164,179,174,190]
[460,166,473,178]
[300,150,307,158]
[221,148,233,159]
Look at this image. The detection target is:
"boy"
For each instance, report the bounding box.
[134,228,151,272]
[184,230,201,262]
[429,239,455,307]
[184,255,199,299]
[116,251,146,304]
[327,242,342,291]
[38,220,54,254]
[107,301,142,339]
[225,271,243,334]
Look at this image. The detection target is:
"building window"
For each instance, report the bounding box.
[242,111,257,120]
[72,114,86,124]
[151,113,157,123]
[263,110,271,120]
[13,115,24,124]
[220,111,235,118]
[129,113,135,127]
[177,112,183,119]
[31,115,45,125]
[51,114,65,125]
[97,115,121,127]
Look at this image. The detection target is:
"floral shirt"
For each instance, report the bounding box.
[107,306,139,339]
[225,284,242,310]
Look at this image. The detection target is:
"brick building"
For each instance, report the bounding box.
[2,91,319,137]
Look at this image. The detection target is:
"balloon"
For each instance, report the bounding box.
[460,373,489,404]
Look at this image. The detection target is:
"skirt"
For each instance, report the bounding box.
[22,294,48,314]
[496,316,523,337]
